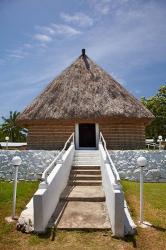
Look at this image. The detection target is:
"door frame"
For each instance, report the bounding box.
[75,123,99,150]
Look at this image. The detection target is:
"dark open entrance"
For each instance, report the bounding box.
[79,124,96,148]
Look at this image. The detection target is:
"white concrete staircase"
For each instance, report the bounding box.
[72,150,100,166]
[52,150,111,230]
[18,144,136,236]
[69,150,102,186]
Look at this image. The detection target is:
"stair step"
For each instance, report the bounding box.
[73,161,100,165]
[73,161,100,163]
[75,151,99,153]
[73,158,100,160]
[75,150,99,153]
[60,186,105,202]
[73,158,99,163]
[57,201,111,229]
[60,196,105,202]
[68,180,102,186]
[74,153,99,155]
[70,175,101,181]
[73,163,100,167]
[74,155,99,158]
[74,158,99,161]
[74,157,99,159]
[74,155,99,157]
[72,166,100,170]
[74,157,100,160]
[71,169,101,175]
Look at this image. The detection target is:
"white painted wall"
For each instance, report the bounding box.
[33,144,74,232]
[99,143,124,237]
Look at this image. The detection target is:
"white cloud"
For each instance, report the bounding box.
[1,52,74,91]
[86,0,166,69]
[60,12,93,27]
[35,25,55,35]
[9,54,24,59]
[51,23,81,36]
[0,52,75,119]
[4,21,81,64]
[1,0,165,119]
[7,48,29,60]
[111,72,127,86]
[88,0,133,16]
[35,23,81,40]
[89,0,111,15]
[23,43,33,49]
[33,34,52,42]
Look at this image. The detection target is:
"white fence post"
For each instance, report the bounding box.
[11,156,22,219]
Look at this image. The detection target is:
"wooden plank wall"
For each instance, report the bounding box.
[27,124,75,150]
[27,122,146,150]
[100,123,145,149]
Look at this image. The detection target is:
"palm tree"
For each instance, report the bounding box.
[1,111,27,142]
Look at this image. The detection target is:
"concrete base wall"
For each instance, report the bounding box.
[0,150,59,180]
[0,150,165,182]
[110,150,166,182]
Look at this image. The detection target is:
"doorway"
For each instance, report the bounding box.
[79,124,96,148]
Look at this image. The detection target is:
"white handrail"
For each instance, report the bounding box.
[42,133,74,184]
[100,132,120,183]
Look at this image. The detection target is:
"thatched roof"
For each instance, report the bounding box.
[17,49,154,124]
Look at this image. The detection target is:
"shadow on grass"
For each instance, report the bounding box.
[151,225,166,232]
[32,226,139,249]
[34,228,52,239]
[123,234,137,248]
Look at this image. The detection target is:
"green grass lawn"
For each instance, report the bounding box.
[122,181,166,250]
[0,180,166,250]
[122,181,166,228]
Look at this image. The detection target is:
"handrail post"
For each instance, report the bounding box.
[70,133,74,146]
[99,132,120,184]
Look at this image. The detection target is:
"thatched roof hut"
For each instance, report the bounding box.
[17,49,154,150]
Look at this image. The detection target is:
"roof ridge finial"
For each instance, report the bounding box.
[82,48,86,56]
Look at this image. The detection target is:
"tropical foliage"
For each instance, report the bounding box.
[141,85,166,140]
[0,126,4,141]
[1,111,27,142]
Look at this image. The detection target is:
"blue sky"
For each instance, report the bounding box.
[0,0,166,121]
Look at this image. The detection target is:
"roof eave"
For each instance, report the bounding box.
[16,115,155,127]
